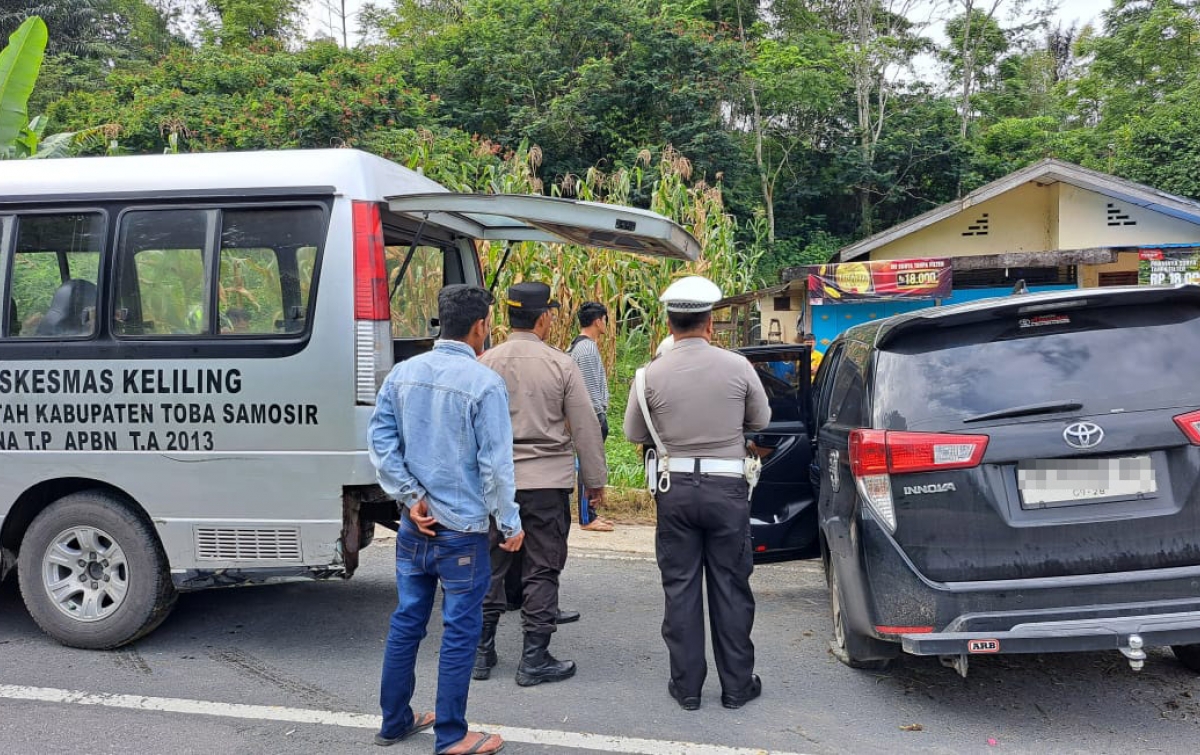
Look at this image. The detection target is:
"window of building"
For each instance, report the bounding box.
[1098,271,1138,287]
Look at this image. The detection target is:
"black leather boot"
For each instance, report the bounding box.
[472,620,499,681]
[514,632,576,686]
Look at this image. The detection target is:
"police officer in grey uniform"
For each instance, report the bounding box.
[624,275,771,711]
[475,282,607,687]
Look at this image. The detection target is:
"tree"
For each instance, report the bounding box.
[1070,0,1200,127]
[1105,78,1200,198]
[315,0,352,47]
[0,15,115,159]
[792,0,931,236]
[358,0,464,46]
[198,0,304,45]
[46,42,442,153]
[372,0,743,186]
[942,3,1009,140]
[0,1,174,60]
[0,16,48,156]
[977,22,1077,123]
[0,1,106,58]
[730,0,846,244]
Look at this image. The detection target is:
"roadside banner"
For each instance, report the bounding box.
[1138,248,1200,286]
[807,258,952,305]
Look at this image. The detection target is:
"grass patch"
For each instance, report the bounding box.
[603,329,652,488]
[598,486,656,524]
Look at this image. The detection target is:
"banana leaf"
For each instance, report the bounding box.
[0,17,48,150]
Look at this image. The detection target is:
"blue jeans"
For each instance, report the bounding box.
[380,520,491,753]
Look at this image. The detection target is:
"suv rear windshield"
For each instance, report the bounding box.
[874,301,1200,430]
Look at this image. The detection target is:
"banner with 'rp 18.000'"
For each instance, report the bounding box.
[807,258,952,305]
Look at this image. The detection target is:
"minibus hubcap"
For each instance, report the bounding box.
[41,526,129,622]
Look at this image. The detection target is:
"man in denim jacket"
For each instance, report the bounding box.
[369,284,523,755]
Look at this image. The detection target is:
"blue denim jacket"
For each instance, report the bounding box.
[368,340,521,538]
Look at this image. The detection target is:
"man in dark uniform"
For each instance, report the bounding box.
[476,282,607,686]
[623,275,771,711]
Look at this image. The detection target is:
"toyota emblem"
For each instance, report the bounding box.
[1063,421,1104,450]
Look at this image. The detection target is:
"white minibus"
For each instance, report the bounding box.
[0,149,698,648]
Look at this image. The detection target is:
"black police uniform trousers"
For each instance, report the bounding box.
[485,488,570,633]
[655,472,756,698]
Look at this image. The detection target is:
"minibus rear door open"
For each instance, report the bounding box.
[386,193,702,261]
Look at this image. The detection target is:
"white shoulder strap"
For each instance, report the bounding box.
[634,367,666,455]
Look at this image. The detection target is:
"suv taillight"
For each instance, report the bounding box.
[1174,409,1200,444]
[885,431,989,473]
[352,201,393,404]
[848,430,989,532]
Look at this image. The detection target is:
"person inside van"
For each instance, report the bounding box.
[224,307,252,334]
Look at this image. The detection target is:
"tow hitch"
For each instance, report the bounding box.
[940,654,969,678]
[1119,634,1146,671]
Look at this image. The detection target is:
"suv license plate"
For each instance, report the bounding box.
[1017,456,1156,508]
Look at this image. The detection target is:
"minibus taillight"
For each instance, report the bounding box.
[848,430,989,532]
[353,201,389,321]
[1174,409,1200,444]
[352,201,393,404]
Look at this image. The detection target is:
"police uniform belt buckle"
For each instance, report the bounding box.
[665,457,745,478]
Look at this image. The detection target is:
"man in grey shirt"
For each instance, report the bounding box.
[568,301,613,531]
[624,275,771,712]
[477,282,606,688]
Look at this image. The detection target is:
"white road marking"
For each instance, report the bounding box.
[572,551,654,562]
[0,684,810,755]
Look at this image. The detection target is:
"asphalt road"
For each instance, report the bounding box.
[2,532,1200,755]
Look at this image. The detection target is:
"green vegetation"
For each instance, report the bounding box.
[0,17,47,155]
[605,330,653,489]
[18,1,1200,279]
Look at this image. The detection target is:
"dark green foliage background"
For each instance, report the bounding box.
[15,0,1200,282]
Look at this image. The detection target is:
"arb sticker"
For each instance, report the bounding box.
[968,639,1001,654]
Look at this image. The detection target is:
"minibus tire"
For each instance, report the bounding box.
[827,556,894,671]
[17,491,177,650]
[1172,644,1200,673]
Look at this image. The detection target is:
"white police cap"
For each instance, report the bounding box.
[659,275,722,313]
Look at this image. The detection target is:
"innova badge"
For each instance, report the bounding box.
[1063,421,1104,450]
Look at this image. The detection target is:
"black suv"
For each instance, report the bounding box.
[809,285,1200,676]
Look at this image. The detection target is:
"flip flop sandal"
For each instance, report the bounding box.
[436,731,505,755]
[374,711,435,746]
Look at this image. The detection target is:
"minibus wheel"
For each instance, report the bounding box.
[17,491,177,649]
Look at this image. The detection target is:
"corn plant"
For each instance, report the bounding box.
[477,144,768,372]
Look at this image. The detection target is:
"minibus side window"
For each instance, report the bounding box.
[111,205,323,339]
[385,244,445,340]
[114,209,211,336]
[219,207,323,336]
[8,212,104,339]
